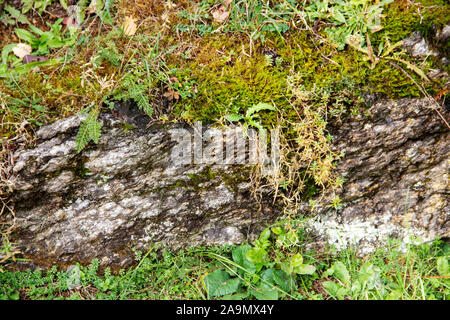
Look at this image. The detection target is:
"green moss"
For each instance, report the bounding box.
[187,168,218,187]
[120,123,136,132]
[169,15,440,128]
[380,0,450,43]
[172,47,290,123]
[221,169,251,193]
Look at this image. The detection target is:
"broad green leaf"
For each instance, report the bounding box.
[36,43,49,55]
[259,228,271,242]
[27,23,44,36]
[232,244,256,275]
[385,289,403,300]
[273,269,297,292]
[322,281,339,298]
[1,43,17,64]
[249,283,278,300]
[39,32,53,44]
[283,253,315,275]
[332,261,350,286]
[290,253,303,268]
[322,281,347,300]
[357,263,376,282]
[246,247,268,272]
[350,280,361,294]
[204,269,241,297]
[294,264,316,275]
[271,226,283,235]
[15,28,37,44]
[259,268,275,285]
[323,266,335,278]
[47,39,67,49]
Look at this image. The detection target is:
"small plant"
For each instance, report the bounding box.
[322,261,385,300]
[224,0,295,42]
[75,107,103,153]
[0,2,29,25]
[0,19,76,76]
[175,0,295,44]
[175,1,214,36]
[20,0,68,14]
[14,18,77,56]
[0,18,77,76]
[348,35,430,81]
[302,0,393,51]
[203,227,316,300]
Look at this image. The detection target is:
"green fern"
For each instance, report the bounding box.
[113,73,153,117]
[76,110,103,153]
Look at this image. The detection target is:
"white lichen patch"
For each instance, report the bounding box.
[201,184,234,210]
[306,212,436,255]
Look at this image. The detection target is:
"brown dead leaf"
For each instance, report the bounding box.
[370,26,383,33]
[163,89,180,101]
[122,16,137,36]
[12,43,32,59]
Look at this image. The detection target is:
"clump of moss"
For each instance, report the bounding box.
[380,0,450,43]
[170,36,290,123]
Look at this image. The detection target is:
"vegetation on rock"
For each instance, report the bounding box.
[0,0,448,300]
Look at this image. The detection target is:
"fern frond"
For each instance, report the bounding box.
[129,83,153,117]
[113,76,153,117]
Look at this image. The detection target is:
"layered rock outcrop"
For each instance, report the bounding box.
[3,97,449,268]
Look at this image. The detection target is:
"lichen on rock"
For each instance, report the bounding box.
[7,108,278,269]
[304,97,449,254]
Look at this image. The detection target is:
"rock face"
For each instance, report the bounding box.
[6,105,278,269]
[3,97,449,269]
[306,98,449,254]
[402,24,449,82]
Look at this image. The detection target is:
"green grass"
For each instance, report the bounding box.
[1,223,448,300]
